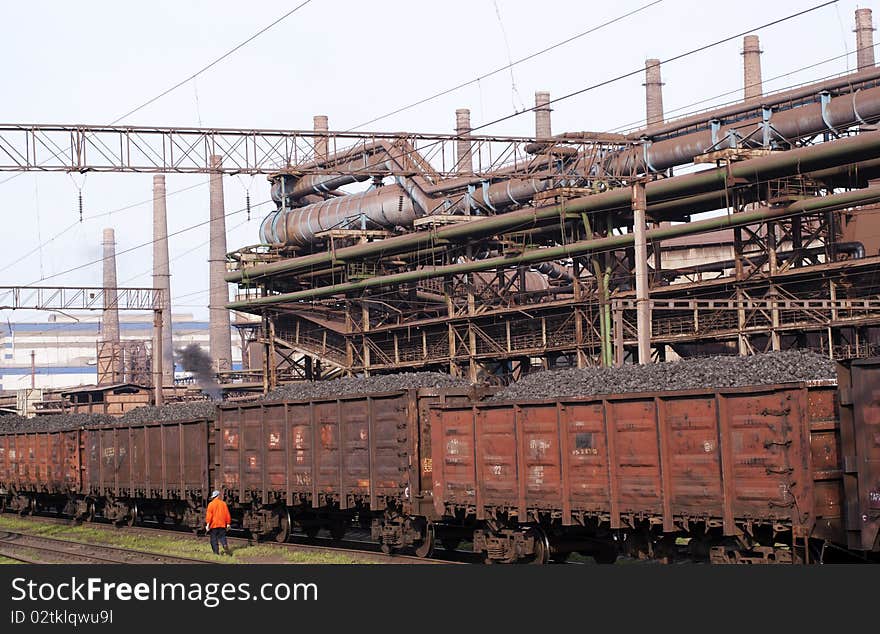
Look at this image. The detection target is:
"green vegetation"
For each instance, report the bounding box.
[0,516,370,564]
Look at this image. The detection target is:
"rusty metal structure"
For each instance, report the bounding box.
[1,11,880,389]
[209,12,880,387]
[0,285,166,404]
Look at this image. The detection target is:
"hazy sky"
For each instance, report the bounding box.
[0,0,870,321]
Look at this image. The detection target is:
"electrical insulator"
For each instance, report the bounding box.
[246,191,251,221]
[78,191,83,222]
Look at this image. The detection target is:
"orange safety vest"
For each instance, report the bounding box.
[205,497,231,529]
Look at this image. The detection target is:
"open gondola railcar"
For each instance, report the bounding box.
[81,417,215,528]
[429,358,880,563]
[217,386,477,554]
[0,427,80,516]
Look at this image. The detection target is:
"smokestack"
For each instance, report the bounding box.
[855,8,876,71]
[101,228,120,344]
[644,59,664,128]
[455,108,473,174]
[314,115,329,161]
[152,175,174,384]
[742,35,763,101]
[209,155,232,374]
[534,91,552,139]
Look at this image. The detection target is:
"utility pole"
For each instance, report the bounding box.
[30,350,35,389]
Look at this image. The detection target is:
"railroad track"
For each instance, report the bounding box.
[0,529,213,564]
[0,514,460,565]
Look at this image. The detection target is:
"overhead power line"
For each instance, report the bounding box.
[348,0,663,130]
[466,0,839,135]
[0,1,316,187]
[112,0,315,125]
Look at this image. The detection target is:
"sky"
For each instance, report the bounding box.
[0,0,872,322]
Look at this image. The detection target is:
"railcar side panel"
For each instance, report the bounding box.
[433,384,832,535]
[83,420,211,499]
[0,430,79,494]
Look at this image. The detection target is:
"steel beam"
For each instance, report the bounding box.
[228,186,880,310]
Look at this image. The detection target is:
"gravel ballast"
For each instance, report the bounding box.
[489,350,837,402]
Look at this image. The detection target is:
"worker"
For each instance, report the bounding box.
[205,490,232,556]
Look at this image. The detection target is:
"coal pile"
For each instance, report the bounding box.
[490,351,836,402]
[264,372,471,402]
[0,412,115,433]
[119,401,217,424]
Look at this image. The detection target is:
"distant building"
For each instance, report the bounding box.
[0,313,242,391]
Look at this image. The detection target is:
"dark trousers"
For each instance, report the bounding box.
[209,527,229,554]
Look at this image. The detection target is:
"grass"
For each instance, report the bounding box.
[0,516,372,564]
[0,554,22,564]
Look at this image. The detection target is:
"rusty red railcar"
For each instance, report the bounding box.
[80,418,215,527]
[217,387,474,554]
[0,429,80,515]
[430,360,880,563]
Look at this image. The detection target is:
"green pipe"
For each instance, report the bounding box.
[227,186,880,310]
[227,131,880,285]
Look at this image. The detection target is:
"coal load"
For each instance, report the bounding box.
[263,371,471,402]
[490,350,836,402]
[119,401,217,424]
[0,412,115,433]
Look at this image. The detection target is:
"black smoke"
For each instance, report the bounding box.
[177,343,222,401]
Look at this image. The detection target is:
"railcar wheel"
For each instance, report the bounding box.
[155,513,166,526]
[413,521,435,559]
[0,497,6,514]
[592,543,618,565]
[126,504,138,527]
[303,525,320,540]
[524,528,550,565]
[380,542,394,555]
[329,519,347,542]
[441,537,461,552]
[275,510,291,543]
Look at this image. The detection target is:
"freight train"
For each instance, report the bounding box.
[0,358,878,564]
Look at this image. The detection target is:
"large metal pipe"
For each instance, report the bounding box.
[742,35,763,101]
[609,83,880,175]
[645,59,664,128]
[152,175,174,384]
[856,8,876,72]
[229,130,880,284]
[260,185,417,246]
[228,186,880,309]
[628,65,880,141]
[209,155,232,373]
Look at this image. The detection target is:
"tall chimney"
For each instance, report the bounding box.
[455,108,473,174]
[209,155,232,374]
[534,91,552,139]
[313,115,329,161]
[742,35,763,101]
[152,175,174,384]
[101,227,121,383]
[644,59,664,128]
[855,8,876,71]
[101,228,120,344]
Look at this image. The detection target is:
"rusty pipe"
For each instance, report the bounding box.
[609,83,880,175]
[260,185,417,246]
